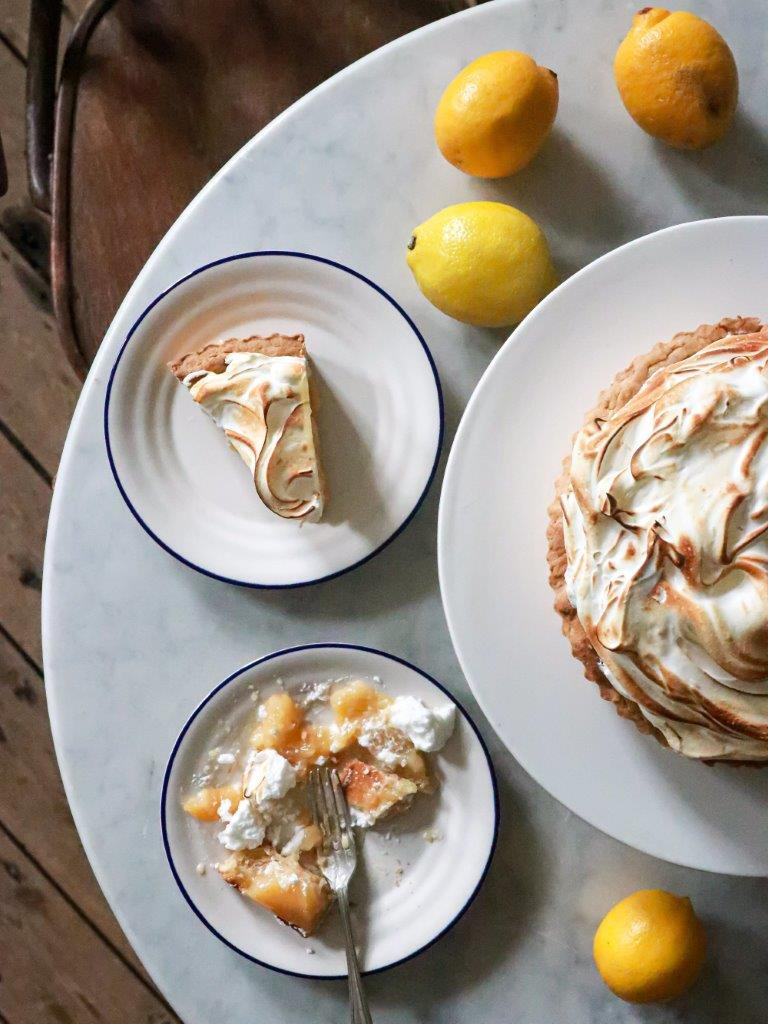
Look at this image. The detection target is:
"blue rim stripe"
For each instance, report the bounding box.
[104,250,444,590]
[160,643,500,980]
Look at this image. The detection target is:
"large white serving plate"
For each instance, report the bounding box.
[439,217,768,876]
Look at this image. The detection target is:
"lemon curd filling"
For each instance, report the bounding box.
[182,679,455,935]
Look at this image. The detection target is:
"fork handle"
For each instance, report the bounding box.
[337,889,373,1024]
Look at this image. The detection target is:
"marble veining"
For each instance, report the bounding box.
[43,1,768,1021]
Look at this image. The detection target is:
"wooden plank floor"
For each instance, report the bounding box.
[0,4,181,1021]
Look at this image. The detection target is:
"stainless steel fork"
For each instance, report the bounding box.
[309,767,373,1024]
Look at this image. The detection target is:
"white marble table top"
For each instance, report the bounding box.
[43,1,768,1020]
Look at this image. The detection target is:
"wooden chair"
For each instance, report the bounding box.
[26,0,479,378]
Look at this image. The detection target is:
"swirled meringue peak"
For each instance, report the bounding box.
[562,328,768,761]
[173,336,324,523]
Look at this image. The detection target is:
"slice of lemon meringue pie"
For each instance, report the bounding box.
[548,318,768,765]
[169,334,325,523]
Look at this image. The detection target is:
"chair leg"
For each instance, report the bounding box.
[26,0,63,213]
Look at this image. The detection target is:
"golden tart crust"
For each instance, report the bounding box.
[168,333,305,379]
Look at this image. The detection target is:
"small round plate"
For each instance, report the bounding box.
[439,216,768,876]
[105,252,443,588]
[161,644,498,978]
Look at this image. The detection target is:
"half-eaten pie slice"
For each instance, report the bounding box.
[339,758,418,826]
[169,334,325,523]
[218,847,331,936]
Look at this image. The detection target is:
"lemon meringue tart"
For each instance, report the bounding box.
[169,334,325,523]
[547,318,768,764]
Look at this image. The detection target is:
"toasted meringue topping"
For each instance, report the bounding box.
[562,331,768,761]
[183,352,324,523]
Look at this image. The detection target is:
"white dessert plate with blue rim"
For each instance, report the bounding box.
[161,643,499,979]
[438,216,768,877]
[104,251,443,588]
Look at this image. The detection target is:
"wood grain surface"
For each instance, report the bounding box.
[1,2,176,1018]
[0,827,176,1023]
[0,1,481,1019]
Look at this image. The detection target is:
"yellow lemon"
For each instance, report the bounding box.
[435,51,558,177]
[406,201,557,328]
[593,889,706,1003]
[614,8,738,149]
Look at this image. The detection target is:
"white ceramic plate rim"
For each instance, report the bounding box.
[104,250,444,589]
[160,643,500,979]
[438,215,768,876]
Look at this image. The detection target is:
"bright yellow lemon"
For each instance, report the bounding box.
[435,51,558,177]
[594,889,706,1003]
[406,201,557,328]
[614,8,738,149]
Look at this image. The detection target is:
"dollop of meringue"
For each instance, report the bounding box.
[562,332,768,761]
[243,748,297,806]
[184,352,323,522]
[217,798,266,851]
[386,696,456,752]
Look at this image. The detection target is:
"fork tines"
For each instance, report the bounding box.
[309,766,356,860]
